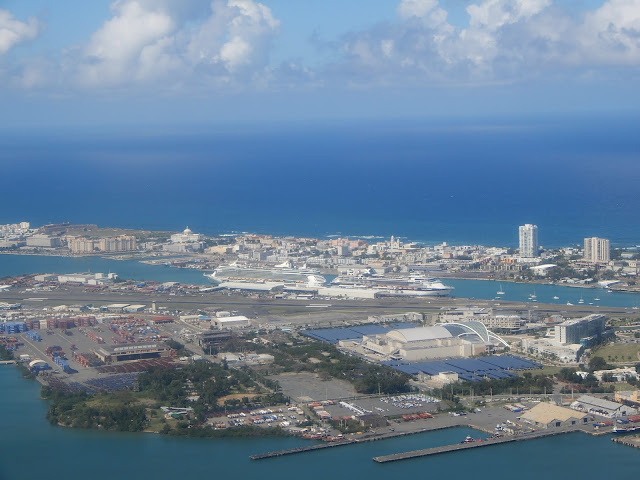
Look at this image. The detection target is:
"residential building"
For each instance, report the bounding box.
[554,314,606,345]
[584,237,610,263]
[519,224,539,258]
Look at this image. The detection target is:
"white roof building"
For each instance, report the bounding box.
[356,322,508,362]
[211,315,250,329]
[570,395,637,418]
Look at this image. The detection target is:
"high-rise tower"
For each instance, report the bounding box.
[519,224,539,258]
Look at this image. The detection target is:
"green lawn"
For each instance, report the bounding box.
[592,343,640,364]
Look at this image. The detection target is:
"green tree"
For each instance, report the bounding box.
[589,356,608,372]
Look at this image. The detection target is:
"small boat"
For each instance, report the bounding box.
[553,296,559,300]
[594,298,600,301]
[497,284,505,295]
[613,425,640,434]
[567,302,574,306]
[461,435,476,443]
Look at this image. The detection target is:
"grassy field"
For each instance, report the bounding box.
[592,343,640,363]
[531,365,566,376]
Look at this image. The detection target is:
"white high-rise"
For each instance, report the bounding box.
[519,224,539,258]
[584,237,610,263]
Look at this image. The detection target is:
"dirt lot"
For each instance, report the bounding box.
[272,372,357,402]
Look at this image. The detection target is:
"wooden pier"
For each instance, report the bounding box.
[372,428,579,463]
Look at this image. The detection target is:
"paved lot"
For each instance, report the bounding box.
[322,394,442,418]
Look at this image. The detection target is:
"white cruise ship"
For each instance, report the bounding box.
[331,271,453,297]
[204,262,326,291]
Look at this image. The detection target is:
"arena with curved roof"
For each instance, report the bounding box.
[346,322,509,362]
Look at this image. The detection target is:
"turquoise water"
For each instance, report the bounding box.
[1,367,639,479]
[2,254,640,309]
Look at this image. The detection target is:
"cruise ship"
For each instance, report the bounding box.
[330,270,454,297]
[204,262,327,291]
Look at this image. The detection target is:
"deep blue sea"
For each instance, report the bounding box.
[1,367,639,480]
[1,114,639,247]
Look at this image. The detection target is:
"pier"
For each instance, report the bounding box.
[250,441,355,460]
[612,435,640,450]
[372,428,580,463]
[250,425,584,461]
[250,425,465,460]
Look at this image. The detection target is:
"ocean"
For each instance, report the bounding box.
[0,367,638,480]
[1,113,640,247]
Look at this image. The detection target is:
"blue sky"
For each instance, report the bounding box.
[1,0,639,127]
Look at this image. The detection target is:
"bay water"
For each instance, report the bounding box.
[2,253,640,309]
[1,367,638,479]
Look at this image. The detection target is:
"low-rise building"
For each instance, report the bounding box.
[570,395,637,418]
[521,402,591,429]
[615,390,640,407]
[26,234,62,248]
[211,315,250,329]
[95,343,171,364]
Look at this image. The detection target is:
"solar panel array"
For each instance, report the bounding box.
[301,322,418,344]
[382,355,542,382]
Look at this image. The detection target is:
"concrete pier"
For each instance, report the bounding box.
[612,435,640,449]
[372,428,579,463]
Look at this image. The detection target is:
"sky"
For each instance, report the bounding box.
[1,0,640,127]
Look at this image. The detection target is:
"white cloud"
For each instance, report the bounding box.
[577,0,640,64]
[338,0,640,86]
[79,1,175,86]
[467,0,550,31]
[4,0,640,94]
[74,0,280,88]
[397,0,438,20]
[0,9,40,55]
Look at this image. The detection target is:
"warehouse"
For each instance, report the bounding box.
[521,403,591,429]
[211,315,250,329]
[95,343,171,364]
[570,395,637,418]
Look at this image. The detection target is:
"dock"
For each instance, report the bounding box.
[250,440,355,460]
[612,435,640,449]
[250,425,463,460]
[372,428,579,463]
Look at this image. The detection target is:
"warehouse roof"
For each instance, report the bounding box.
[387,326,453,343]
[521,403,586,425]
[572,395,627,412]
